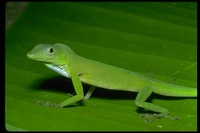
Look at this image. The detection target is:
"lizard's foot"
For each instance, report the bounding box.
[37,101,61,108]
[140,113,179,123]
[140,113,156,123]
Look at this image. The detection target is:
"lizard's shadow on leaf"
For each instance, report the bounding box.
[38,76,74,94]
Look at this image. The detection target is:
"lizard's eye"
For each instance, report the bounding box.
[48,47,54,54]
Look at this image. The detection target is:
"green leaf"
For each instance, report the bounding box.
[6,2,197,131]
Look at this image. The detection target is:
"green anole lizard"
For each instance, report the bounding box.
[26,43,197,122]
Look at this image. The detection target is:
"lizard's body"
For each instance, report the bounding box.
[27,43,196,122]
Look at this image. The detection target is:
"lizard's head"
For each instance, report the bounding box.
[27,43,74,66]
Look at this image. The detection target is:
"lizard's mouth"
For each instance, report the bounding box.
[26,53,52,63]
[44,64,71,78]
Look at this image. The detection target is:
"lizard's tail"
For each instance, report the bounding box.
[153,81,197,97]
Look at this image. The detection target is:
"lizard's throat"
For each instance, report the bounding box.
[44,64,70,78]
